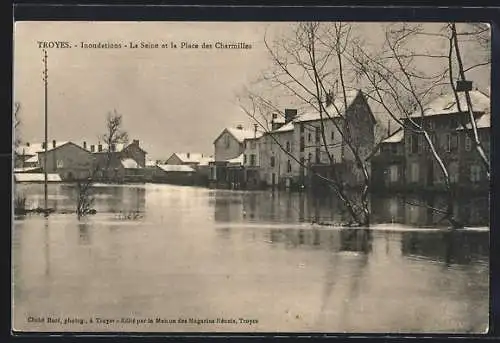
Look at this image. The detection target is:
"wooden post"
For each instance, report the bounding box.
[43,49,48,217]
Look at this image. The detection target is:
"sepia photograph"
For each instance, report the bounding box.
[12,21,490,333]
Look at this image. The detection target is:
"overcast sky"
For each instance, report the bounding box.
[13,22,490,161]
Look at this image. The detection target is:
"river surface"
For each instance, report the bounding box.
[12,183,489,333]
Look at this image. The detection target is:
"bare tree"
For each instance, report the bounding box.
[99,109,129,182]
[447,23,490,178]
[240,22,392,227]
[75,109,128,218]
[348,22,490,228]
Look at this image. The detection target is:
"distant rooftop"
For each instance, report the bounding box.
[157,164,195,173]
[410,90,490,118]
[382,128,404,144]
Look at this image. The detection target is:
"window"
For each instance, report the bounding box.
[270,156,275,167]
[450,133,459,151]
[409,134,418,154]
[389,165,399,183]
[250,154,256,166]
[98,144,103,152]
[391,144,398,155]
[300,137,305,152]
[90,145,95,152]
[449,161,459,183]
[331,130,335,141]
[417,135,423,153]
[111,143,116,152]
[287,160,292,172]
[465,135,472,151]
[470,165,481,183]
[315,148,320,164]
[427,120,435,130]
[308,153,312,164]
[410,162,419,183]
[57,160,64,168]
[315,126,321,143]
[243,154,247,164]
[286,141,291,152]
[445,133,451,152]
[300,123,304,133]
[308,133,312,142]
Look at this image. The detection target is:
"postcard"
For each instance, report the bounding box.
[12,20,490,333]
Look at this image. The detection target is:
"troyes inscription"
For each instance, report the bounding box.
[36,40,253,50]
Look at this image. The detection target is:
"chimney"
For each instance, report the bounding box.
[52,140,56,148]
[133,139,139,145]
[284,109,297,124]
[236,124,243,130]
[42,142,46,149]
[325,91,334,107]
[187,152,190,158]
[83,141,87,150]
[26,142,30,147]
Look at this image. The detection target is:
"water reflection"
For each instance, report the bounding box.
[78,222,91,246]
[13,185,489,333]
[209,190,489,228]
[16,183,147,214]
[401,230,489,266]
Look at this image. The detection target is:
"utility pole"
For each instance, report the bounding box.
[42,49,48,217]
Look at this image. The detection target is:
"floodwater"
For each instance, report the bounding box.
[12,183,489,333]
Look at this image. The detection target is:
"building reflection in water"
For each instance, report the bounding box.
[78,221,92,245]
[401,230,489,266]
[209,190,490,228]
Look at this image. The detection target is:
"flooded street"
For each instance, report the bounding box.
[12,184,489,333]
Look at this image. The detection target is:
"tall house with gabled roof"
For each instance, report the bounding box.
[403,90,490,191]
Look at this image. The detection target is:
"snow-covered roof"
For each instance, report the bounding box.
[157,164,195,173]
[15,141,69,156]
[457,113,491,130]
[198,157,214,166]
[227,153,244,165]
[170,153,211,164]
[272,121,295,133]
[145,159,157,167]
[411,90,490,118]
[121,158,141,169]
[14,166,42,173]
[382,129,404,143]
[14,173,62,182]
[296,90,360,122]
[78,142,127,153]
[226,128,262,143]
[25,155,39,163]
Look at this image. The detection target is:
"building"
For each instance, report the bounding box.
[34,140,95,181]
[371,128,405,191]
[258,110,298,189]
[402,90,490,192]
[82,139,147,183]
[150,164,196,185]
[165,152,212,167]
[165,152,214,186]
[209,125,260,188]
[253,90,376,192]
